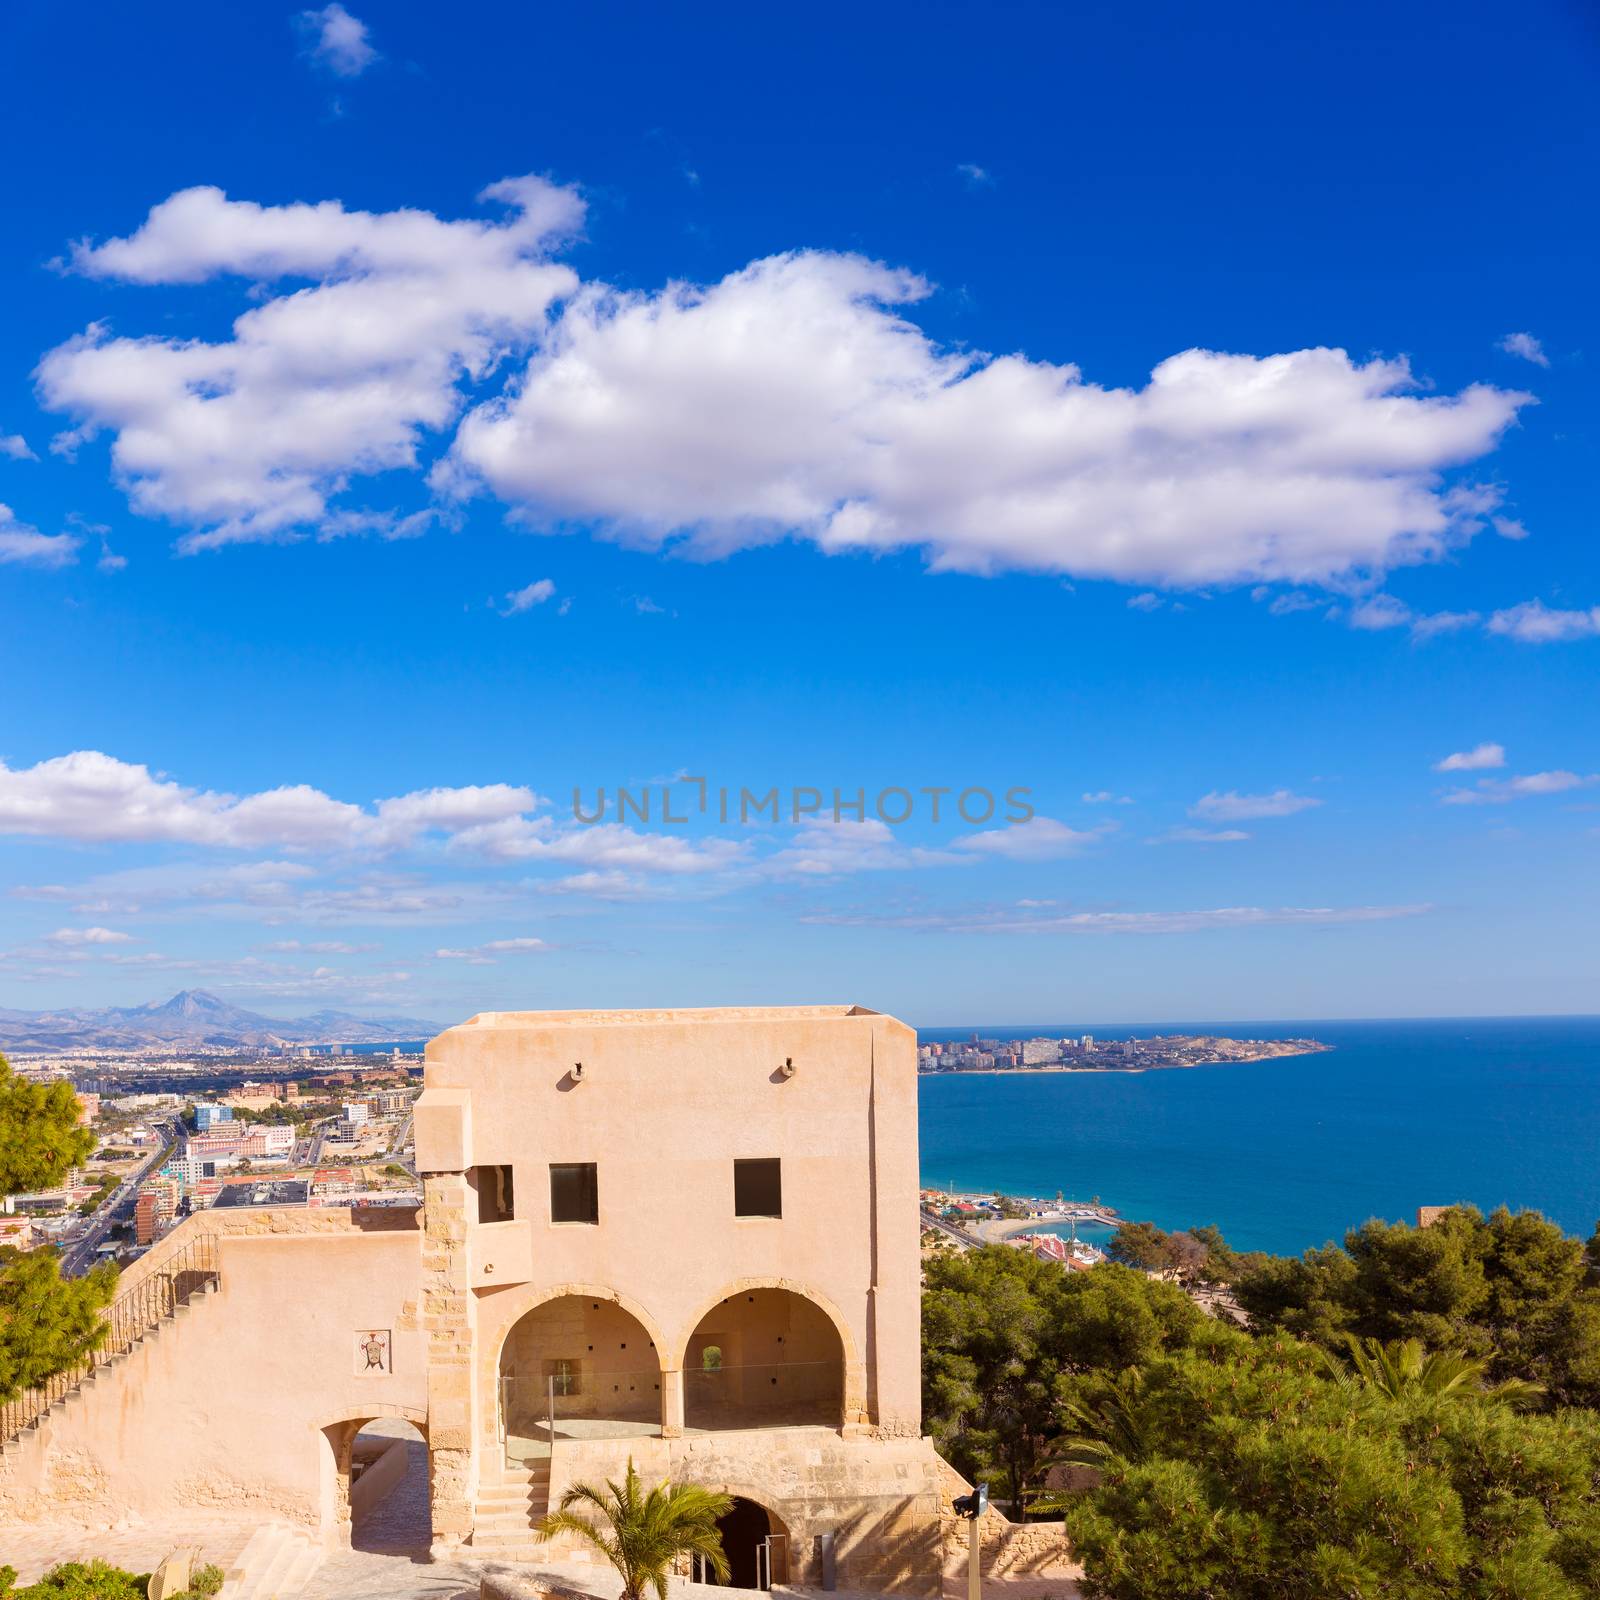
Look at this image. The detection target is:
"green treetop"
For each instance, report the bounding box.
[0,1054,117,1403]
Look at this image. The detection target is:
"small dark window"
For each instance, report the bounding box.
[544,1357,581,1396]
[474,1164,514,1224]
[550,1162,599,1224]
[734,1158,782,1218]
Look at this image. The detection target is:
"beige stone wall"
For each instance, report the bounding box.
[542,1427,948,1597]
[420,1005,921,1443]
[0,1210,425,1534]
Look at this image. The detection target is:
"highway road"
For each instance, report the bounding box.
[59,1118,177,1277]
[919,1208,979,1250]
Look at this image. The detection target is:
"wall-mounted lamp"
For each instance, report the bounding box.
[779,1057,796,1078]
[571,1061,585,1082]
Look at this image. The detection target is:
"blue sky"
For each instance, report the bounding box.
[1,0,1596,1026]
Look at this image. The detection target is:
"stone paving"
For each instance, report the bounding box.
[0,1513,258,1586]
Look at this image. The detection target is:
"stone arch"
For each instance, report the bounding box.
[495,1284,669,1452]
[683,1483,794,1588]
[491,1281,671,1372]
[315,1406,431,1546]
[674,1278,865,1428]
[671,1277,860,1375]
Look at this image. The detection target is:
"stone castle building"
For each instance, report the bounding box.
[0,1005,955,1592]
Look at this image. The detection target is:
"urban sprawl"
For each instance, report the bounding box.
[918,1031,1330,1072]
[1,1044,422,1274]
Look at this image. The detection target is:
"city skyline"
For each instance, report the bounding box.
[2,0,1596,1024]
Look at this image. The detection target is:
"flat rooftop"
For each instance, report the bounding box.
[213,1180,310,1209]
[451,1004,880,1029]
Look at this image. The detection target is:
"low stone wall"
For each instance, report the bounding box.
[528,1427,946,1596]
[349,1434,411,1521]
[936,1459,1077,1586]
[481,1568,734,1600]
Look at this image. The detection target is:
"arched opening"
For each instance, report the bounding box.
[350,1418,431,1552]
[319,1412,430,1551]
[498,1294,663,1462]
[683,1288,844,1431]
[698,1497,790,1590]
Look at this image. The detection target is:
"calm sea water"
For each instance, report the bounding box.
[917,1017,1600,1257]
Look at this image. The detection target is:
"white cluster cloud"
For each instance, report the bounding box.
[0,750,534,851]
[297,3,378,76]
[501,578,556,616]
[1487,600,1600,644]
[1,434,36,461]
[0,504,79,568]
[1498,332,1549,368]
[445,252,1529,587]
[1435,743,1505,772]
[1441,770,1597,806]
[35,182,1533,589]
[38,179,582,550]
[1189,789,1320,822]
[434,935,551,964]
[44,925,132,945]
[454,815,749,877]
[807,902,1429,936]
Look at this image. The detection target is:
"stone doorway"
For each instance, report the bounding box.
[708,1497,788,1590]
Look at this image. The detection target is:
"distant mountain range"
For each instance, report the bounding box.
[0,990,443,1051]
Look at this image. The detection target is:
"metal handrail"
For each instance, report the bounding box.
[0,1231,220,1445]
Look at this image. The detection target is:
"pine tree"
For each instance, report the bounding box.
[0,1054,117,1403]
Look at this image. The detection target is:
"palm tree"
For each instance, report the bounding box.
[1321,1334,1543,1409]
[537,1458,732,1600]
[1027,1369,1157,1514]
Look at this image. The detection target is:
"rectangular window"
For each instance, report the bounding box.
[544,1357,582,1397]
[473,1164,515,1224]
[734,1158,782,1218]
[550,1162,599,1224]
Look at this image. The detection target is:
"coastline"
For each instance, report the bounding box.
[921,1040,1332,1077]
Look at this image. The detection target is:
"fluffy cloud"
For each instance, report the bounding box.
[1487,600,1600,644]
[806,902,1429,935]
[1155,827,1250,844]
[1441,770,1597,806]
[38,179,582,549]
[1498,332,1549,368]
[501,578,556,616]
[0,504,79,568]
[1189,788,1320,821]
[1408,609,1481,641]
[1348,593,1414,631]
[297,4,378,76]
[434,935,551,964]
[444,251,1529,588]
[0,750,534,851]
[450,815,749,875]
[951,818,1102,861]
[44,926,132,945]
[1,434,36,461]
[1435,743,1505,772]
[39,179,1532,588]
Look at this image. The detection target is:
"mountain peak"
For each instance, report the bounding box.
[149,989,234,1018]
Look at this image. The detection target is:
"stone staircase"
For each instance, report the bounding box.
[471,1456,553,1559]
[0,1268,220,1453]
[224,1524,325,1600]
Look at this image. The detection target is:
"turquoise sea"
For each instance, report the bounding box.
[917,1017,1600,1257]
